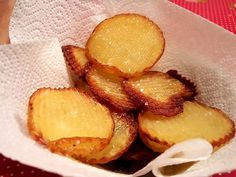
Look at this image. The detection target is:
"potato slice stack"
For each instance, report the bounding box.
[28,13,235,166]
[28,88,137,163]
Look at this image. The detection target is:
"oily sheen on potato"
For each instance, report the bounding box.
[122,71,194,116]
[28,88,114,160]
[86,14,165,76]
[139,101,235,153]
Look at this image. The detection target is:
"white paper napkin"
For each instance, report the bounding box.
[0,0,235,177]
[133,139,213,177]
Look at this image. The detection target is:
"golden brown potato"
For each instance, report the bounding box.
[48,137,110,160]
[82,112,137,164]
[62,45,89,77]
[166,70,197,99]
[86,14,165,77]
[122,71,195,116]
[28,88,114,159]
[86,67,137,112]
[139,101,235,153]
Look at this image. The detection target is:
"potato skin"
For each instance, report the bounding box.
[122,71,193,116]
[138,101,235,153]
[62,45,89,77]
[86,13,165,78]
[139,130,172,153]
[28,88,49,145]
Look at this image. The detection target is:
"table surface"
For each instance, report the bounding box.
[1,0,236,177]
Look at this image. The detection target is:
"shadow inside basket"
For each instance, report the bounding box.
[99,137,158,175]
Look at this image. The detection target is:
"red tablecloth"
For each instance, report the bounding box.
[172,0,236,34]
[1,0,236,176]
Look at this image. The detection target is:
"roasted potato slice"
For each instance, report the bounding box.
[139,101,235,153]
[86,67,137,112]
[62,45,89,77]
[122,71,194,116]
[86,14,165,77]
[82,112,137,164]
[167,70,197,99]
[28,88,114,159]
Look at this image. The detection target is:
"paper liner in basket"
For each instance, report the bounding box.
[0,0,235,176]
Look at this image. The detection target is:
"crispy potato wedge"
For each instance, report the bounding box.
[122,71,194,116]
[62,45,89,77]
[86,14,165,77]
[82,112,137,164]
[86,67,137,112]
[28,88,114,159]
[139,101,235,152]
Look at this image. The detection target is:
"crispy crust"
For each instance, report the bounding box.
[122,71,194,116]
[138,101,235,152]
[86,67,137,112]
[27,87,114,146]
[139,131,170,153]
[62,45,89,77]
[167,70,197,100]
[83,112,138,164]
[86,13,165,78]
[48,137,110,160]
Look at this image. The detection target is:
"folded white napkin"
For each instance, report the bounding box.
[134,139,213,177]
